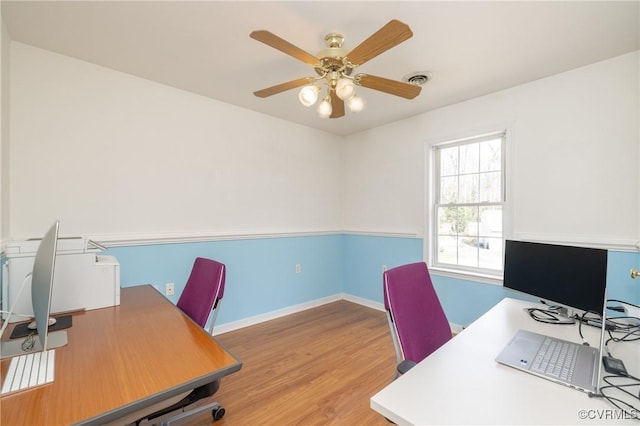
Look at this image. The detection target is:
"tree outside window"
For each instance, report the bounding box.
[433,133,505,274]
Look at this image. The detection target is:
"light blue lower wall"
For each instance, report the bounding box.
[342,234,424,303]
[606,250,640,306]
[342,235,640,327]
[104,235,343,325]
[4,234,636,329]
[342,234,518,326]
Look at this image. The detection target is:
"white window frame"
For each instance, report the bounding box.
[426,129,511,284]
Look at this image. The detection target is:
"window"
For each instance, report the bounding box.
[432,132,505,275]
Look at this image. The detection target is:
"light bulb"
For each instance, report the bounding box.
[317,96,332,118]
[336,78,355,100]
[348,95,364,112]
[298,85,319,107]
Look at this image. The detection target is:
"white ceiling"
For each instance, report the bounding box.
[2,1,639,136]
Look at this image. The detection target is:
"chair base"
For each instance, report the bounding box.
[396,359,417,377]
[160,402,225,426]
[134,380,222,426]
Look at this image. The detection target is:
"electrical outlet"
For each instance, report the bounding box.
[295,264,301,274]
[165,283,175,296]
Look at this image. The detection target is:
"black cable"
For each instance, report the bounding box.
[606,299,640,331]
[608,305,627,313]
[577,310,604,345]
[608,326,640,343]
[595,374,640,421]
[21,333,35,351]
[525,308,575,325]
[602,318,640,358]
[607,316,640,330]
[577,300,640,419]
[608,299,640,311]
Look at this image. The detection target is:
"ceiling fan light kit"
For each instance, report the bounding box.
[317,95,333,118]
[250,19,423,119]
[348,95,365,113]
[335,78,356,101]
[298,84,320,106]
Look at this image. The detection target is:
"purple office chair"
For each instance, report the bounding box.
[383,262,452,377]
[136,257,227,425]
[177,257,226,335]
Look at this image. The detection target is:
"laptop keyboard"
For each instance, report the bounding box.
[1,350,55,395]
[531,338,578,381]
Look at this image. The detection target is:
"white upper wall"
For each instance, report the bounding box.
[344,51,640,249]
[9,42,344,240]
[7,41,640,248]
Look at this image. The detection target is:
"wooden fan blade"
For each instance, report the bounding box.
[346,20,413,66]
[356,74,421,99]
[329,90,345,119]
[253,77,314,98]
[250,30,319,66]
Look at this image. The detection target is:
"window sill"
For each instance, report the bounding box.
[429,266,503,286]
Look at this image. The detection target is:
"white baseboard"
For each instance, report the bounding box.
[450,323,464,335]
[213,293,465,338]
[342,293,385,312]
[213,294,342,335]
[344,294,465,335]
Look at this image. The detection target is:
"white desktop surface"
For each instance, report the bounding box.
[370,298,640,425]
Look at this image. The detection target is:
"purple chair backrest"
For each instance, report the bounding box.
[177,257,226,328]
[383,262,452,363]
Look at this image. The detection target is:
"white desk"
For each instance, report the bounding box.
[371,298,640,425]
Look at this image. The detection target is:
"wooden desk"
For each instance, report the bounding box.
[371,298,640,425]
[1,285,242,425]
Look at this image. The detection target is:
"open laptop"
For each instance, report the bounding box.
[495,300,608,394]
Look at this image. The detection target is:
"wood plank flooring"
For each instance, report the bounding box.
[185,300,397,425]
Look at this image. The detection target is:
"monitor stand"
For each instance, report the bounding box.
[0,330,68,359]
[526,302,576,324]
[553,306,572,318]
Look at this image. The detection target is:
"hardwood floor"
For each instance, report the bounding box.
[184,300,397,425]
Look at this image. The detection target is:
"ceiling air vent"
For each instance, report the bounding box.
[403,71,432,86]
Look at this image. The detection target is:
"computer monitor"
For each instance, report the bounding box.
[0,221,68,358]
[503,240,608,315]
[31,220,62,351]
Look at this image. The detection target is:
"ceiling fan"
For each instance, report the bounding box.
[250,20,422,119]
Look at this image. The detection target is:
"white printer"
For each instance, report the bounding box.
[2,237,120,322]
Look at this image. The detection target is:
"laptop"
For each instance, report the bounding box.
[495,306,607,394]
